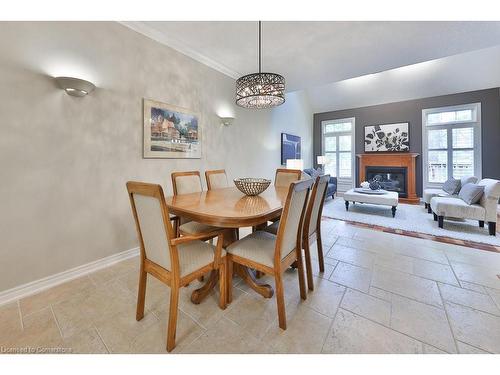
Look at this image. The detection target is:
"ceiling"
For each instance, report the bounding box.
[123,21,500,93]
[307,45,500,112]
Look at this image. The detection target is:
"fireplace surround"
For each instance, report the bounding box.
[357,153,419,204]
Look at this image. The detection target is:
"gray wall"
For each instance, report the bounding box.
[0,22,312,292]
[313,88,500,196]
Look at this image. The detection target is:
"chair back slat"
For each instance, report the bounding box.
[275,168,302,188]
[275,179,313,264]
[305,175,330,237]
[126,182,175,272]
[172,171,202,195]
[206,169,229,190]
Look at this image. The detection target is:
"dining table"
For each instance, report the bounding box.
[164,185,289,304]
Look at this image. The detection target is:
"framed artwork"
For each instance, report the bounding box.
[143,99,201,159]
[281,133,301,165]
[364,122,409,152]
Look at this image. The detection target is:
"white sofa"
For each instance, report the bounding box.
[430,178,500,236]
[423,176,477,213]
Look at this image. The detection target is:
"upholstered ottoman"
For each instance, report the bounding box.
[344,189,399,217]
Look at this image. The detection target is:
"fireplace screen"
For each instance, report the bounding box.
[365,166,407,197]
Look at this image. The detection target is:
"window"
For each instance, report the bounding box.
[422,103,481,187]
[321,118,355,191]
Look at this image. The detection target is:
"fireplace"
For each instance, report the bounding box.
[357,153,419,204]
[366,166,407,197]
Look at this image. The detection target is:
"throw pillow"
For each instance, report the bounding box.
[311,168,322,179]
[442,178,461,195]
[458,183,484,205]
[301,171,313,181]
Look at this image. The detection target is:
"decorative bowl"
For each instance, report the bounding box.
[234,178,271,196]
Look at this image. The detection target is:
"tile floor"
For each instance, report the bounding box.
[1,218,500,354]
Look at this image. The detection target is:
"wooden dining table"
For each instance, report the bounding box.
[164,186,289,304]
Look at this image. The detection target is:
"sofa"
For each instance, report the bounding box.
[423,175,478,213]
[430,178,500,236]
[303,168,337,199]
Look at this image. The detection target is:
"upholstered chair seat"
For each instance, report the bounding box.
[177,241,227,277]
[431,197,485,221]
[226,231,281,268]
[423,188,457,202]
[179,221,224,236]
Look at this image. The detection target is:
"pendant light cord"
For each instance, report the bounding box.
[258,20,261,73]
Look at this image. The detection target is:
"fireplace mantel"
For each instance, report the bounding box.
[357,153,419,204]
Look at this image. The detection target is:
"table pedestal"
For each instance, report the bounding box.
[190,226,275,304]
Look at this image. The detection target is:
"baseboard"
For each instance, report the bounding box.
[0,247,139,307]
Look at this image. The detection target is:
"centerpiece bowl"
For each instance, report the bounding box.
[234,178,271,196]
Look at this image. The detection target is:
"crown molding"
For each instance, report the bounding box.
[120,21,241,79]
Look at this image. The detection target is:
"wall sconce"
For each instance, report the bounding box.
[220,117,235,126]
[286,159,304,170]
[55,77,95,97]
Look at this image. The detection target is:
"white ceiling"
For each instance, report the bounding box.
[123,21,500,93]
[307,45,500,112]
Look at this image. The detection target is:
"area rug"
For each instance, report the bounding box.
[322,197,500,247]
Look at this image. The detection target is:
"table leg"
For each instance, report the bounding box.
[190,228,236,304]
[235,264,274,298]
[190,227,276,304]
[191,270,218,304]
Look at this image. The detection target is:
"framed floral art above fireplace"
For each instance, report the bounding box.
[364,122,409,152]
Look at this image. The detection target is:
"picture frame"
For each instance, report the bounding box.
[143,99,201,159]
[364,122,410,153]
[281,133,301,165]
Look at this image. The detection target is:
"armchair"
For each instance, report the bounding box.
[126,181,227,352]
[430,178,500,236]
[303,168,337,199]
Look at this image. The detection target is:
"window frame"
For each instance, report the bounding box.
[321,117,356,191]
[422,103,482,189]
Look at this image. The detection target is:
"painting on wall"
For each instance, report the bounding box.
[281,133,301,165]
[364,122,409,152]
[143,99,201,159]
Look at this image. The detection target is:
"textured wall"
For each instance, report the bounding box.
[313,88,500,196]
[0,22,312,292]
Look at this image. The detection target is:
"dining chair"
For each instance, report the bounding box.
[205,169,229,190]
[226,178,313,330]
[264,175,330,291]
[274,168,302,188]
[126,181,226,352]
[171,171,223,240]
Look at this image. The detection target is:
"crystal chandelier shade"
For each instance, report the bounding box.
[235,21,285,109]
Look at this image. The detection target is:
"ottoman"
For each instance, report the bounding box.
[343,189,399,217]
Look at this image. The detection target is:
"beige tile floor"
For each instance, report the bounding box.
[1,219,500,354]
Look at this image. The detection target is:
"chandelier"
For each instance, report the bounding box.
[236,21,285,109]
